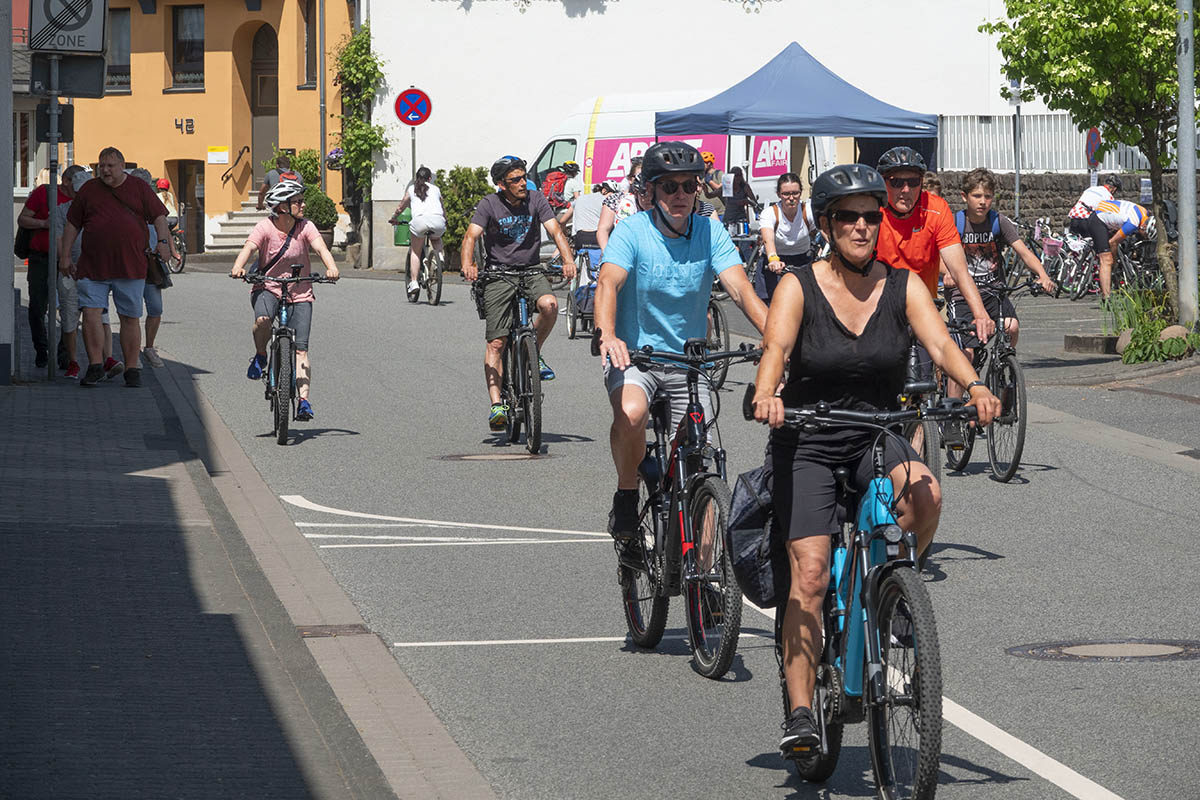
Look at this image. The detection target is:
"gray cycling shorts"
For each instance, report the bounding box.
[252,291,313,351]
[604,361,715,434]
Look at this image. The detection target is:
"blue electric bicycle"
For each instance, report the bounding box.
[747,396,977,800]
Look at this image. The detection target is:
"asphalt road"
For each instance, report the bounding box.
[157,271,1200,800]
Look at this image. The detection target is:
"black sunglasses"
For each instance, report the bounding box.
[886,177,922,189]
[504,174,528,185]
[830,209,884,225]
[657,178,699,195]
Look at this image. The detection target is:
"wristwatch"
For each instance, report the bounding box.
[966,380,985,391]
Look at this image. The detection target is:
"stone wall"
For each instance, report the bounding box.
[927,171,1200,225]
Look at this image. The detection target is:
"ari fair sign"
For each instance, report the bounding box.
[29,0,107,53]
[751,136,789,178]
[588,136,728,184]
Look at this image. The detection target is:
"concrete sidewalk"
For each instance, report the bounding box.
[0,338,495,799]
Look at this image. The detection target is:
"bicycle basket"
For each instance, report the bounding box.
[725,460,789,609]
[1065,233,1089,253]
[1041,236,1063,258]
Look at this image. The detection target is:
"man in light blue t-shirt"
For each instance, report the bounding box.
[594,142,767,540]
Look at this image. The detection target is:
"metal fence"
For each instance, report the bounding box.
[938,113,1152,172]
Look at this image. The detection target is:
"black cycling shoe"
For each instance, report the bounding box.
[607,489,639,539]
[780,706,820,758]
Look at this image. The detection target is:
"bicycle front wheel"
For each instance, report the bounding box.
[519,335,542,454]
[503,343,522,444]
[904,420,942,488]
[986,353,1026,482]
[868,567,943,800]
[683,477,742,679]
[168,229,187,273]
[425,250,443,305]
[273,337,293,446]
[622,476,669,648]
[707,300,731,391]
[1071,256,1096,301]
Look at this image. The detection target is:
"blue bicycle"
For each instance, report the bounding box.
[237,267,335,445]
[749,398,976,799]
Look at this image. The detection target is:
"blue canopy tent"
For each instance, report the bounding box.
[654,42,937,140]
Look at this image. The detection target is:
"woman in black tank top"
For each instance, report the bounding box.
[745,165,1001,750]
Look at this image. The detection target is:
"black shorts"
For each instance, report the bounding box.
[947,291,1016,349]
[1068,213,1110,256]
[771,435,921,541]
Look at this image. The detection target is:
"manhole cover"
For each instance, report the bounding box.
[1006,639,1200,663]
[437,453,558,462]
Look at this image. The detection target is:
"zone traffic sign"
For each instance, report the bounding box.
[395,89,432,127]
[29,0,108,54]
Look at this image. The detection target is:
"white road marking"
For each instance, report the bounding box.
[282,494,610,537]
[288,495,1123,798]
[393,633,772,648]
[744,602,1123,799]
[318,538,607,549]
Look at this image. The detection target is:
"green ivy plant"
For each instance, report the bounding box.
[433,165,493,265]
[261,146,321,187]
[332,23,388,201]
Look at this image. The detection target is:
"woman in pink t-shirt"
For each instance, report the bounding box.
[230,179,340,421]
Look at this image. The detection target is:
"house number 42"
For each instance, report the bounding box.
[175,119,195,134]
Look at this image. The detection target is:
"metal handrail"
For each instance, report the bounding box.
[220,145,251,186]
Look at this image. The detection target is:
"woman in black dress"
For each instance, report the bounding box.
[750,164,1001,751]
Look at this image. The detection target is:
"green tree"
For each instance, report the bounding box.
[434,165,493,264]
[982,1,1197,319]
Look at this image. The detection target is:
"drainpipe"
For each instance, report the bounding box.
[319,0,326,190]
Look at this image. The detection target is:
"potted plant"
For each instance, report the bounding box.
[325,147,345,171]
[304,184,339,249]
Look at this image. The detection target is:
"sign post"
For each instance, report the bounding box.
[395,87,432,182]
[29,0,106,379]
[1009,79,1022,220]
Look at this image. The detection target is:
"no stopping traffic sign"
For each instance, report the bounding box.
[395,89,432,127]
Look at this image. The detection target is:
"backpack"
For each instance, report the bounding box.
[277,169,300,182]
[954,208,1003,251]
[542,171,569,209]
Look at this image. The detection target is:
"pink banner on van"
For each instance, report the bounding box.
[750,136,789,178]
[587,136,729,184]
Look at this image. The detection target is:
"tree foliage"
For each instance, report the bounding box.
[434,166,493,264]
[981,0,1196,319]
[333,24,388,201]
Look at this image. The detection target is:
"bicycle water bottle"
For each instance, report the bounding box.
[638,452,660,494]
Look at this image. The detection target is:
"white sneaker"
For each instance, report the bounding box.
[142,346,164,368]
[407,280,420,294]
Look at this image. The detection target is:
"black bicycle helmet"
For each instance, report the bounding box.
[641,142,705,183]
[810,164,888,217]
[1101,173,1123,192]
[561,160,580,176]
[876,146,927,176]
[490,155,527,185]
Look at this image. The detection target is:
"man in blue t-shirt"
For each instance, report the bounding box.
[595,142,768,539]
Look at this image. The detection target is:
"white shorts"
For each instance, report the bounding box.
[57,274,79,333]
[410,215,446,238]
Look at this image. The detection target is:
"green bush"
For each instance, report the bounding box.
[1107,287,1198,363]
[434,165,493,268]
[261,146,321,187]
[304,184,339,231]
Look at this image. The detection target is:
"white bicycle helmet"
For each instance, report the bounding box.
[1144,214,1157,241]
[265,178,305,213]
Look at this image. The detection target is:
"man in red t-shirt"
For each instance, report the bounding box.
[16,174,73,367]
[873,147,994,346]
[60,147,170,388]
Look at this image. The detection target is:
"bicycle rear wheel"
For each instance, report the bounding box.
[424,249,443,305]
[707,300,731,391]
[868,567,942,800]
[986,353,1026,482]
[622,477,669,648]
[903,420,942,488]
[273,337,293,446]
[1071,256,1096,301]
[683,476,742,679]
[519,336,542,454]
[168,229,187,273]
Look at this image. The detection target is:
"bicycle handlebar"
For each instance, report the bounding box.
[232,271,337,284]
[589,328,761,367]
[477,265,563,280]
[741,394,978,427]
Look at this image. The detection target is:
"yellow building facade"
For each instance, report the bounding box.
[70,0,351,251]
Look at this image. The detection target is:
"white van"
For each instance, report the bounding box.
[528,91,822,212]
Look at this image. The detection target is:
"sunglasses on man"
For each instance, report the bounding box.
[657,178,699,195]
[886,177,922,189]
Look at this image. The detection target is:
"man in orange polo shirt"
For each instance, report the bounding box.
[874,147,994,346]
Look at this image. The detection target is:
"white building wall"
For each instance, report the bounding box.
[366,0,1046,266]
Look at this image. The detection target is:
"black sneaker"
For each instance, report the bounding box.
[79,363,104,387]
[780,706,820,757]
[607,489,639,539]
[34,350,48,368]
[123,367,142,388]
